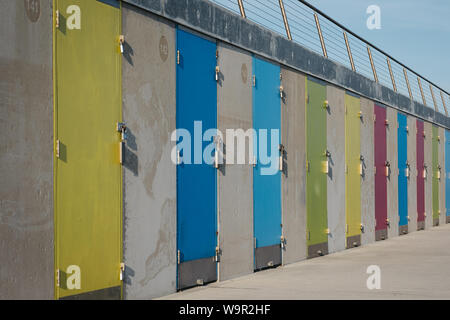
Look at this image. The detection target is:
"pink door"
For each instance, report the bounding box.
[416,120,425,229]
[374,105,388,240]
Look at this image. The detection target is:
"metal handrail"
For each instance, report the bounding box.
[209,0,449,116]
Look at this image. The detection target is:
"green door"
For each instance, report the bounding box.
[54,0,122,299]
[432,126,440,226]
[306,78,328,258]
[345,94,361,248]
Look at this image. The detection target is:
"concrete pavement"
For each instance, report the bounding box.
[161,224,450,300]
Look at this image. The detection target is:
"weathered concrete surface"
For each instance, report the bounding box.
[281,68,307,264]
[360,98,375,245]
[439,127,446,225]
[424,122,434,229]
[386,108,399,238]
[122,5,177,299]
[407,117,418,232]
[217,43,254,281]
[326,86,346,253]
[0,0,53,299]
[123,0,449,129]
[162,223,450,300]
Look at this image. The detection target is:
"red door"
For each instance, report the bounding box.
[416,120,425,229]
[374,105,387,240]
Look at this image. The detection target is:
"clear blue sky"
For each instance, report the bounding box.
[306,0,450,92]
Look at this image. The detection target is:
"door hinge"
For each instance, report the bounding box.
[56,140,60,158]
[254,237,257,249]
[177,250,181,265]
[55,10,60,28]
[252,75,256,87]
[177,50,180,65]
[373,113,376,122]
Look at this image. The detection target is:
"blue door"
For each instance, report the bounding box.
[253,57,282,270]
[398,113,408,233]
[176,29,217,289]
[446,130,450,221]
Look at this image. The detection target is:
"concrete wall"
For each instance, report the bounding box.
[360,98,375,245]
[424,122,433,228]
[439,127,446,225]
[217,43,254,281]
[122,5,177,299]
[386,108,399,238]
[326,86,346,253]
[407,117,418,232]
[281,68,307,264]
[0,0,54,299]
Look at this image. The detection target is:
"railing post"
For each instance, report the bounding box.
[386,57,397,92]
[343,31,355,72]
[367,46,378,83]
[403,68,413,100]
[237,0,246,18]
[417,77,427,106]
[278,0,292,40]
[429,84,438,112]
[314,13,327,58]
[440,91,448,116]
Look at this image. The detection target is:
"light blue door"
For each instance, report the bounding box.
[253,57,281,269]
[398,113,408,230]
[176,29,217,288]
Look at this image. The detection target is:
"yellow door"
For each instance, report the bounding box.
[54,0,122,299]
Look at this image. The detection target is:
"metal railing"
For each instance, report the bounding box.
[210,0,450,116]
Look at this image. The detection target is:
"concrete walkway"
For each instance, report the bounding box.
[161,224,450,300]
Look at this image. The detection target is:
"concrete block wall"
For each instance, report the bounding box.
[2,0,450,299]
[121,4,177,299]
[0,0,54,299]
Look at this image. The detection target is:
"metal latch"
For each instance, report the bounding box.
[279,144,285,172]
[215,247,221,262]
[280,86,285,100]
[177,150,182,165]
[280,236,286,249]
[120,263,125,281]
[119,35,125,54]
[215,66,220,82]
[385,161,391,177]
[117,122,127,140]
